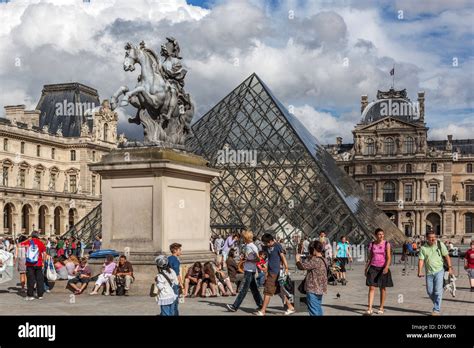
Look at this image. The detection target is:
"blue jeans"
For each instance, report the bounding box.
[256,270,265,287]
[233,271,263,309]
[426,269,444,313]
[172,284,180,316]
[307,293,323,316]
[160,304,174,316]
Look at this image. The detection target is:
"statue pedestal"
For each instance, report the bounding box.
[89,147,220,283]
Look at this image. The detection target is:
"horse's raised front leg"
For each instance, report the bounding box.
[121,86,146,107]
[110,86,129,110]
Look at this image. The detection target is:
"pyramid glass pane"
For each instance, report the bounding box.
[187,74,405,246]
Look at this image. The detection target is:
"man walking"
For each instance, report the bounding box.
[255,233,295,316]
[20,231,47,300]
[418,231,453,315]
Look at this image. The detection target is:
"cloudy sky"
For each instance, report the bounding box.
[0,0,473,143]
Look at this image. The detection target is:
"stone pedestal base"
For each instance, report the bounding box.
[89,147,220,286]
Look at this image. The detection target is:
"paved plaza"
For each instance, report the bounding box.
[0,260,472,316]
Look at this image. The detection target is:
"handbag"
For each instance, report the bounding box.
[149,282,159,297]
[46,259,58,282]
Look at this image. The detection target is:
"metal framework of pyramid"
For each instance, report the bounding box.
[187,73,405,246]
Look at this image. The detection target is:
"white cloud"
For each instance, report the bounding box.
[0,0,472,141]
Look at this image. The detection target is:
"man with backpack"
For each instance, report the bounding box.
[254,233,295,316]
[418,231,453,315]
[20,231,47,300]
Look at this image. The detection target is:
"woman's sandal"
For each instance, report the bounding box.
[377,309,385,314]
[364,309,374,316]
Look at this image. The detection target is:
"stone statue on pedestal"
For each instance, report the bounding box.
[110,38,194,147]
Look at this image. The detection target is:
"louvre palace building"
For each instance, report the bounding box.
[0,83,117,237]
[325,88,474,242]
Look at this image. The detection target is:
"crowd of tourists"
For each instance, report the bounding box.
[0,228,473,317]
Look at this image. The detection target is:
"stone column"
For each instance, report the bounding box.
[453,211,458,235]
[398,181,403,201]
[420,212,426,235]
[0,201,4,235]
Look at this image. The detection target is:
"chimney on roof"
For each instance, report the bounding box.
[361,95,368,114]
[417,91,425,122]
[336,137,342,146]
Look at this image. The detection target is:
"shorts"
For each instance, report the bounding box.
[467,268,474,280]
[263,273,280,296]
[336,257,348,272]
[68,277,90,285]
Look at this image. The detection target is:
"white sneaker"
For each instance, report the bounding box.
[284,309,296,315]
[38,297,43,300]
[46,290,51,293]
[24,297,35,301]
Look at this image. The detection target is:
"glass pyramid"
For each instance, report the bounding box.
[187,73,405,246]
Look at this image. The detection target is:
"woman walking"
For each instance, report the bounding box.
[226,230,263,312]
[295,240,328,316]
[364,228,393,315]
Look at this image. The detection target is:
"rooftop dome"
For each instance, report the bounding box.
[361,88,420,125]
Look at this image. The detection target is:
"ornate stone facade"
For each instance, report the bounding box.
[326,89,474,242]
[0,83,117,237]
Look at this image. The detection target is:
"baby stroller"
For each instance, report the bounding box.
[328,259,340,286]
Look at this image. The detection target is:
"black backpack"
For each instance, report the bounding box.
[115,276,126,296]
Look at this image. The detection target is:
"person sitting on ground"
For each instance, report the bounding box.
[215,262,236,296]
[183,262,203,298]
[64,255,79,280]
[68,257,92,294]
[54,256,69,280]
[109,255,134,296]
[201,261,218,297]
[226,249,243,292]
[90,255,116,295]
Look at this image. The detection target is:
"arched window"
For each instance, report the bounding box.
[367,165,373,174]
[431,163,437,173]
[404,136,414,154]
[384,137,395,156]
[406,163,412,173]
[383,182,396,202]
[103,123,109,142]
[70,150,76,161]
[465,213,474,234]
[467,163,473,173]
[366,138,375,155]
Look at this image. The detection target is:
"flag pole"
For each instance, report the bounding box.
[392,64,395,89]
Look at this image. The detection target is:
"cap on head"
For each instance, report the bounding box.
[155,255,168,268]
[31,231,39,238]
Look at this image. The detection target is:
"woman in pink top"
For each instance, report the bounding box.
[90,255,116,296]
[364,228,393,315]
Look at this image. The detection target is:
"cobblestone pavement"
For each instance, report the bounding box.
[0,262,472,316]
